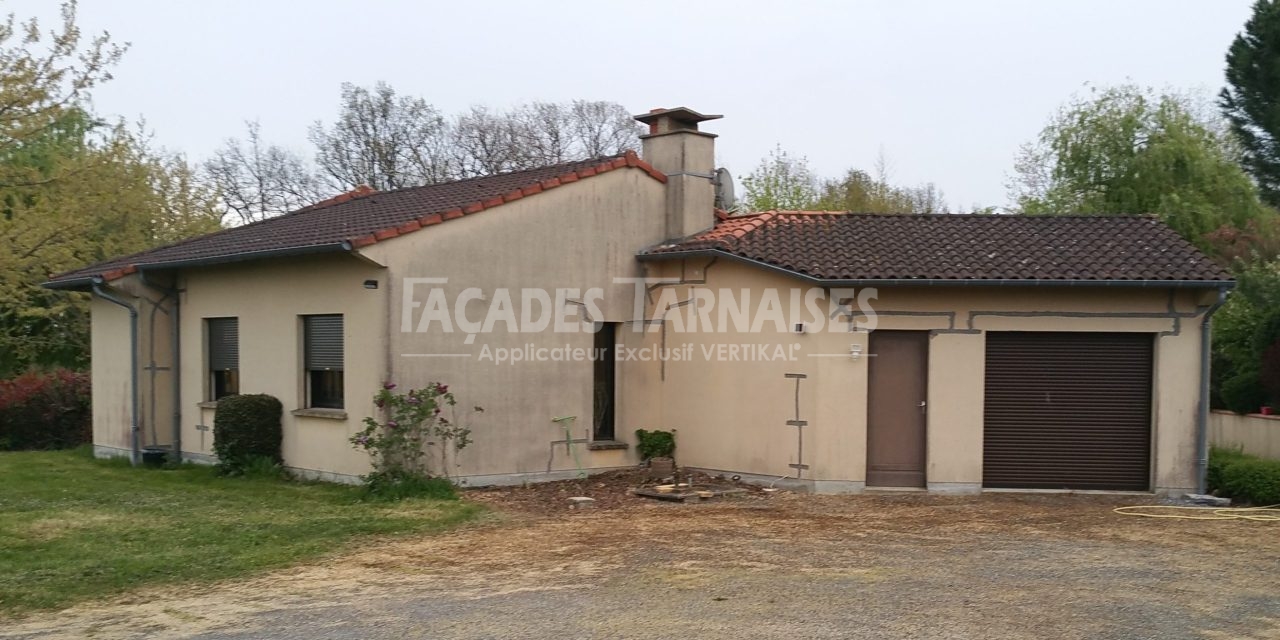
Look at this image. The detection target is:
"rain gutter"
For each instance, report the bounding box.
[637,249,1234,289]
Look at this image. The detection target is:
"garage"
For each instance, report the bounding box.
[983,332,1154,491]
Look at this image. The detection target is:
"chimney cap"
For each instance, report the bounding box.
[634,107,723,126]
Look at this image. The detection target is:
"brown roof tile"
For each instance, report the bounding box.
[641,211,1232,284]
[46,152,665,288]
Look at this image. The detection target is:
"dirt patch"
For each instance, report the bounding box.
[19,511,128,542]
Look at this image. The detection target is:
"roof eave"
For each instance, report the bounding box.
[41,242,355,291]
[637,249,1236,290]
[43,154,665,293]
[40,276,98,291]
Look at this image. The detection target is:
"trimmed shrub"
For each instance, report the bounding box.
[1221,458,1280,505]
[634,429,675,460]
[0,369,91,450]
[1207,446,1250,493]
[212,394,283,475]
[1208,447,1280,505]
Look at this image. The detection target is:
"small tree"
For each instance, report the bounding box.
[634,429,675,460]
[350,382,481,498]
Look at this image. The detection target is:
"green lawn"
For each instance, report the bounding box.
[0,449,480,617]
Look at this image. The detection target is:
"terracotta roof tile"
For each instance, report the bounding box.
[47,152,664,287]
[641,212,1232,284]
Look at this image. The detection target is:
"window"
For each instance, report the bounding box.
[304,314,344,409]
[593,322,618,440]
[206,317,239,400]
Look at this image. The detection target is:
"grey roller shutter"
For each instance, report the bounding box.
[304,315,344,371]
[983,332,1153,491]
[207,318,239,371]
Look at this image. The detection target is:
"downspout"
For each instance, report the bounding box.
[141,271,181,464]
[171,282,180,463]
[1196,287,1230,494]
[145,290,167,447]
[93,281,141,466]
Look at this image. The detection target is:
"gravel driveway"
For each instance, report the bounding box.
[4,487,1278,640]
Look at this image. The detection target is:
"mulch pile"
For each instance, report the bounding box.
[463,468,764,515]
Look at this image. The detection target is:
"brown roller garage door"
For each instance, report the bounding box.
[983,332,1153,491]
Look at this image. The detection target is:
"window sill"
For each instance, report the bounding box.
[291,408,348,420]
[197,401,219,409]
[587,440,628,451]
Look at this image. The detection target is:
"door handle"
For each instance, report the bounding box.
[919,401,927,414]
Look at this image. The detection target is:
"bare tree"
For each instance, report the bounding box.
[510,101,572,166]
[303,82,641,188]
[308,82,450,191]
[567,100,642,158]
[450,105,525,178]
[453,100,642,177]
[204,121,323,224]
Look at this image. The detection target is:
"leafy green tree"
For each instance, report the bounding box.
[1010,84,1270,250]
[743,147,951,214]
[0,3,221,376]
[1212,258,1280,411]
[740,145,819,211]
[1221,0,1280,207]
[815,152,949,214]
[0,116,221,375]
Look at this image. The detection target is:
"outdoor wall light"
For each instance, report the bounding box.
[363,280,378,289]
[849,344,863,360]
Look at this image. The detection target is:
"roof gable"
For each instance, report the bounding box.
[641,211,1233,285]
[45,152,666,288]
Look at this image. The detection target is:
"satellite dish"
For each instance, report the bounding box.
[714,168,737,211]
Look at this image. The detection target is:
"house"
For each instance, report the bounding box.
[44,107,1234,494]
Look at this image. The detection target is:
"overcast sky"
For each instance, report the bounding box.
[7,0,1258,210]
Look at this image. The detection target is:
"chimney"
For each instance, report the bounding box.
[634,107,722,239]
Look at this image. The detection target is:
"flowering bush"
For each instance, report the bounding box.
[349,382,481,499]
[0,369,91,450]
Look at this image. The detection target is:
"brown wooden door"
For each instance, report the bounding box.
[866,331,929,488]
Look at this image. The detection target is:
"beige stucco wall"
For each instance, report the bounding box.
[1210,410,1280,459]
[89,278,178,456]
[90,295,135,452]
[178,254,387,479]
[358,167,669,482]
[89,167,671,482]
[645,259,1213,494]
